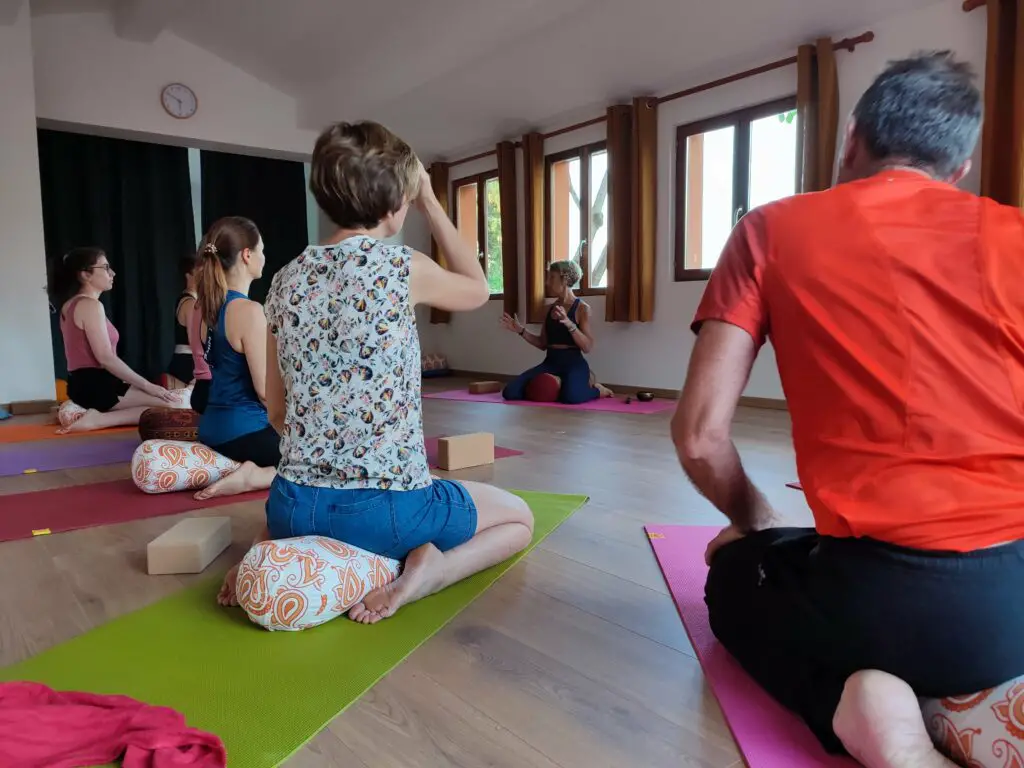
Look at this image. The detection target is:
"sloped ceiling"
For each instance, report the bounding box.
[31,0,944,158]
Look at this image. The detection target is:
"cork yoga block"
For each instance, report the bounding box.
[436,433,495,471]
[468,380,503,395]
[147,516,232,575]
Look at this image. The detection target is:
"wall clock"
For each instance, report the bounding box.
[160,83,198,120]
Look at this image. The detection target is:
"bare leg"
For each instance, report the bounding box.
[833,670,957,768]
[58,406,149,434]
[349,481,534,624]
[218,525,271,607]
[194,462,275,501]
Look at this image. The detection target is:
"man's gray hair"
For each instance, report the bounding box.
[851,51,982,177]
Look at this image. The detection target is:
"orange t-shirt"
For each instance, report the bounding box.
[694,170,1024,552]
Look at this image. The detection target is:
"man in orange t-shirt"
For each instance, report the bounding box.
[674,52,1024,767]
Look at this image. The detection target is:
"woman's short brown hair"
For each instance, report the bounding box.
[310,121,419,229]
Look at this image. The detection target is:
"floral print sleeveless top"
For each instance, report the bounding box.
[264,236,430,491]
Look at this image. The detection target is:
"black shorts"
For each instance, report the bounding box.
[189,379,211,415]
[209,425,280,468]
[66,368,130,413]
[705,528,1024,754]
[167,353,194,384]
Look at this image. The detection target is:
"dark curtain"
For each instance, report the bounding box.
[980,0,1024,207]
[605,98,658,323]
[427,162,451,324]
[522,132,547,324]
[200,150,308,304]
[796,38,839,193]
[496,140,520,317]
[37,129,195,380]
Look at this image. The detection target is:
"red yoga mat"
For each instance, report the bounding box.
[0,480,266,543]
[644,524,854,767]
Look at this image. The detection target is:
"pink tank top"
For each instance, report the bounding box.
[60,296,119,371]
[188,304,212,381]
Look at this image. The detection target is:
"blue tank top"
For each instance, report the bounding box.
[197,290,269,447]
[545,299,581,348]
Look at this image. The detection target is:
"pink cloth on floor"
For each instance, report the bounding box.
[0,681,226,768]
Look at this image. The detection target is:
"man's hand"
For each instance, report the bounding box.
[705,525,746,566]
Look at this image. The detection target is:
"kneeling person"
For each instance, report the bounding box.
[217,121,534,623]
[674,53,1024,767]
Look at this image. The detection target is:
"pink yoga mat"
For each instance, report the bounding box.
[0,480,266,543]
[644,524,854,767]
[424,389,675,414]
[423,436,522,467]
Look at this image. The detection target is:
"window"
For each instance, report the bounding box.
[674,97,799,281]
[545,141,608,294]
[452,172,503,295]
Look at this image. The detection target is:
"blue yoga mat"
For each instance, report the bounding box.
[0,436,139,477]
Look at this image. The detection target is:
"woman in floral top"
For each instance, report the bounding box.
[216,121,533,623]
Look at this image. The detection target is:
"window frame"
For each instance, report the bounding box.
[673,95,798,282]
[451,169,504,299]
[544,140,608,296]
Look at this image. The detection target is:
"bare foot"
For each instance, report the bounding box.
[194,462,253,500]
[596,383,614,398]
[57,409,103,434]
[834,670,957,768]
[217,565,240,607]
[348,543,446,624]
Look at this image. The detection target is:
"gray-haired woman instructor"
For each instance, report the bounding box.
[500,260,603,404]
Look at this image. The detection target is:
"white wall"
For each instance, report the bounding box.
[838,0,987,194]
[0,5,55,403]
[416,0,987,398]
[31,12,319,158]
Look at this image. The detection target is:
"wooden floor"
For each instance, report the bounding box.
[0,379,813,767]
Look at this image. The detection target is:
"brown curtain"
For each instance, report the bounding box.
[496,140,520,316]
[522,132,547,323]
[428,161,451,324]
[605,97,658,323]
[796,38,839,193]
[981,0,1024,207]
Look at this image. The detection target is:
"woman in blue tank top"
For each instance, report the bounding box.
[500,261,609,404]
[192,216,279,500]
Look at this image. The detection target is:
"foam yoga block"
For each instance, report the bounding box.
[236,536,401,631]
[139,407,200,442]
[436,433,494,471]
[132,440,239,494]
[468,380,502,395]
[147,516,232,575]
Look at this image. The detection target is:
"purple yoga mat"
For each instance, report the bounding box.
[424,389,675,414]
[645,524,854,767]
[0,436,139,477]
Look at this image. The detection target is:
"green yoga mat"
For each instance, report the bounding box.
[0,490,586,767]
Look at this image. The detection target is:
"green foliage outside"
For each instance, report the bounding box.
[484,178,503,294]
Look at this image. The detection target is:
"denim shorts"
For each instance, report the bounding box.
[265,475,478,561]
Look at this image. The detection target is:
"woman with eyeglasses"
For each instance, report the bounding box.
[49,247,180,433]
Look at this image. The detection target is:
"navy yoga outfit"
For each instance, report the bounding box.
[197,290,280,467]
[502,299,600,405]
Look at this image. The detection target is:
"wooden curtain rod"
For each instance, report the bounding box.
[446,30,874,168]
[963,0,986,11]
